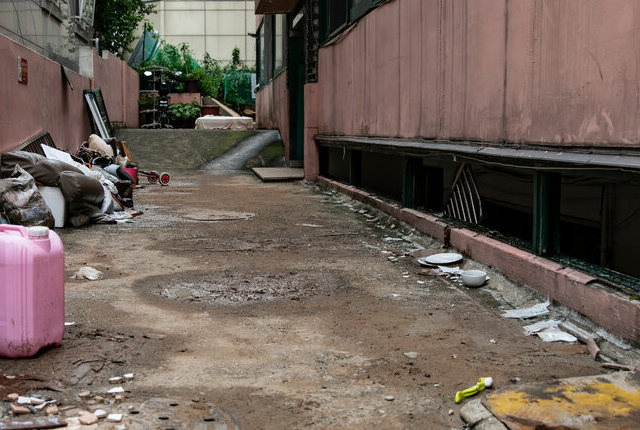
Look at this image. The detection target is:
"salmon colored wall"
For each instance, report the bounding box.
[505,0,640,146]
[316,0,640,147]
[304,83,320,180]
[91,51,139,130]
[0,35,139,154]
[253,0,640,149]
[256,72,290,157]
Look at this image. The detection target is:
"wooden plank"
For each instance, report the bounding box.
[117,141,135,162]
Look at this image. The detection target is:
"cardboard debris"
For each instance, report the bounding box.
[523,319,577,342]
[535,328,578,343]
[501,300,550,319]
[523,319,561,335]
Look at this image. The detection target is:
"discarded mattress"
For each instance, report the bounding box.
[194,115,254,130]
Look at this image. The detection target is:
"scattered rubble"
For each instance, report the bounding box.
[106,413,123,422]
[78,411,98,425]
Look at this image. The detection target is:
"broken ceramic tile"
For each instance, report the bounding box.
[106,413,123,422]
[93,409,107,418]
[17,396,32,405]
[107,387,124,394]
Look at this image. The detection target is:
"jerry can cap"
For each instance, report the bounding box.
[27,226,50,238]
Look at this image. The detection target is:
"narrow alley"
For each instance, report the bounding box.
[2,168,633,429]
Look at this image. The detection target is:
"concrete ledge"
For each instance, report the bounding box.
[398,208,449,244]
[317,176,640,344]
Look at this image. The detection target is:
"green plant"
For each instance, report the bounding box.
[224,47,251,72]
[223,71,253,112]
[202,53,224,99]
[153,43,182,72]
[220,48,254,112]
[185,68,209,97]
[179,43,196,75]
[94,0,156,58]
[152,42,197,75]
[168,102,202,121]
[138,93,155,111]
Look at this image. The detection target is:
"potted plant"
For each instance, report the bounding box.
[168,102,201,128]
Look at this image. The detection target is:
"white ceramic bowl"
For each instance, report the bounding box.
[461,270,487,287]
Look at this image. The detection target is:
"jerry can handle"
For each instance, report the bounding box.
[0,224,27,237]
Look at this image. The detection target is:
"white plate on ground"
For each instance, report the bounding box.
[418,253,463,266]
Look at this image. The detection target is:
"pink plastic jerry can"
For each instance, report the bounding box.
[0,224,65,358]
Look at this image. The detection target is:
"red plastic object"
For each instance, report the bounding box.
[122,167,138,184]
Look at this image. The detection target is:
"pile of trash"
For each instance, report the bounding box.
[0,134,141,228]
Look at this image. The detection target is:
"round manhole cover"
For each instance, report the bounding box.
[182,210,255,222]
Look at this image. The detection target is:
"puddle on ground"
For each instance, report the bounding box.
[150,270,345,306]
[116,397,239,430]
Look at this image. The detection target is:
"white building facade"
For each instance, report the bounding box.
[144,0,256,66]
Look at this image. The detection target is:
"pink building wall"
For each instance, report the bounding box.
[317,0,640,147]
[256,72,290,159]
[258,0,640,149]
[0,35,139,154]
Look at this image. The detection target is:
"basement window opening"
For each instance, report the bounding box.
[317,139,640,292]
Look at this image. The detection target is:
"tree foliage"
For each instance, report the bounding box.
[94,0,155,58]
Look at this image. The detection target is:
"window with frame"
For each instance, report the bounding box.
[274,14,286,75]
[39,0,65,21]
[69,0,95,29]
[257,14,287,88]
[321,0,384,42]
[257,22,264,84]
[258,16,273,85]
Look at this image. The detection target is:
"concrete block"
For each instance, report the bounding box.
[475,416,509,430]
[460,399,492,427]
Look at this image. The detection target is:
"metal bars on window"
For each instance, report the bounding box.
[444,164,483,224]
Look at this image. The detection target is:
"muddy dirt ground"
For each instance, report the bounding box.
[0,171,635,429]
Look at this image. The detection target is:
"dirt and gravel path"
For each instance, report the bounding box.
[0,171,622,429]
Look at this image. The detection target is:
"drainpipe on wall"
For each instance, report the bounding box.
[121,60,126,126]
[79,45,93,79]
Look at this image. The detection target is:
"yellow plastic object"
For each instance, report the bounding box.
[455,377,493,403]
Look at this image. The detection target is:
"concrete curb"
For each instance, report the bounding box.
[460,400,508,430]
[316,176,640,344]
